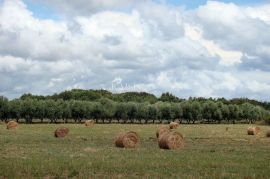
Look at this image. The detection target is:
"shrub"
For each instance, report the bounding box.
[265,115,270,125]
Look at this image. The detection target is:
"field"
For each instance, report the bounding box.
[0,124,270,179]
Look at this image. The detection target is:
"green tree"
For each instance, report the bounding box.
[220,104,230,122]
[190,101,203,124]
[202,101,218,123]
[136,103,149,124]
[98,98,116,123]
[44,100,58,123]
[159,92,182,102]
[157,102,172,123]
[8,99,21,122]
[20,99,37,123]
[115,103,128,123]
[35,100,46,122]
[182,101,192,123]
[228,104,241,123]
[60,101,72,123]
[126,102,138,123]
[171,103,183,122]
[0,96,9,121]
[148,105,158,123]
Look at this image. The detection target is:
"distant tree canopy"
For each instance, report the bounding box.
[0,89,269,124]
[159,92,183,103]
[20,89,158,103]
[17,89,270,110]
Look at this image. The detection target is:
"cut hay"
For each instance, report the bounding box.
[255,126,260,133]
[158,131,185,150]
[85,119,95,127]
[54,127,69,137]
[83,147,98,153]
[169,121,180,129]
[115,131,139,148]
[247,127,260,135]
[6,121,18,130]
[266,130,270,137]
[156,126,170,138]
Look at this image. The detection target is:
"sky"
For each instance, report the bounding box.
[0,0,270,100]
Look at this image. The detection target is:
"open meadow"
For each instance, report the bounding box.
[0,123,270,178]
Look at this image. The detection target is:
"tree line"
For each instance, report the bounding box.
[19,89,270,110]
[0,95,269,124]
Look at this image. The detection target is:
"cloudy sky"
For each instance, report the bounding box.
[0,0,270,100]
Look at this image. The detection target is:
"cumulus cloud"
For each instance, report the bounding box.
[195,1,270,71]
[0,0,270,100]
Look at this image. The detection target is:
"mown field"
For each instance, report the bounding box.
[0,123,270,179]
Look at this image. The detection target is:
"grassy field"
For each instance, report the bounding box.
[0,123,270,179]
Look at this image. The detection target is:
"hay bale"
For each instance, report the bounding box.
[158,131,185,150]
[115,131,139,148]
[266,129,270,137]
[156,126,170,138]
[85,119,95,127]
[169,121,180,129]
[6,121,18,130]
[54,127,69,137]
[247,127,260,135]
[247,127,255,135]
[255,126,260,133]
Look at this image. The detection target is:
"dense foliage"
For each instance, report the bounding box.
[1,89,269,124]
[19,89,270,110]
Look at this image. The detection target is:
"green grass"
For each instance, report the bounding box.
[0,124,270,179]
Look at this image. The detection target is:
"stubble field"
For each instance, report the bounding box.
[0,123,270,178]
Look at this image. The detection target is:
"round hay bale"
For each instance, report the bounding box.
[54,127,69,138]
[266,129,270,137]
[247,127,255,135]
[6,121,18,130]
[115,131,139,148]
[247,127,260,135]
[169,122,180,129]
[156,126,170,138]
[255,126,260,133]
[85,119,95,127]
[158,131,185,150]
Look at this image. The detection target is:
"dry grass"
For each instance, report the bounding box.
[0,124,270,178]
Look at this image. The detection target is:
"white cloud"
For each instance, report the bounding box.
[195,1,270,70]
[184,23,243,66]
[246,4,270,24]
[0,0,270,100]
[75,11,144,40]
[246,81,270,93]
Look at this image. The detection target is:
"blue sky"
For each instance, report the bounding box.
[23,0,59,19]
[21,0,268,19]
